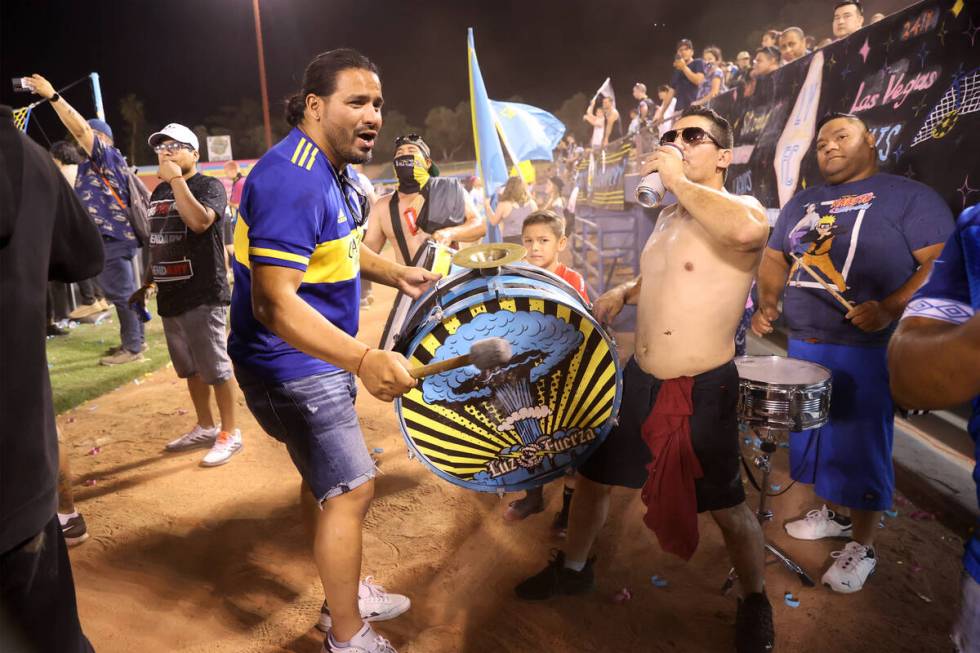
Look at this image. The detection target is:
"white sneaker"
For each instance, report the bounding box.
[165,424,219,451]
[785,504,853,540]
[822,541,877,593]
[200,429,242,467]
[323,623,396,653]
[317,577,411,632]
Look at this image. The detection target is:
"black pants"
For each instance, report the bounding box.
[0,516,93,653]
[47,283,70,322]
[76,278,104,305]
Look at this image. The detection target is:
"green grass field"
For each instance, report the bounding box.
[46,298,172,414]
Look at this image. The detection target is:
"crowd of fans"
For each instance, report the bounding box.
[552,0,881,183]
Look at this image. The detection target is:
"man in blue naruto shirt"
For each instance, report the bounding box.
[889,203,980,652]
[753,113,953,595]
[228,49,438,653]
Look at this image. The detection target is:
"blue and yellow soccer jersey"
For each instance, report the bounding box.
[229,128,367,382]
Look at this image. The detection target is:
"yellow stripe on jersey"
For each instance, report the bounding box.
[234,213,361,283]
[250,247,311,265]
[302,228,363,284]
[233,216,251,268]
[305,149,319,170]
[296,142,313,168]
[290,138,307,164]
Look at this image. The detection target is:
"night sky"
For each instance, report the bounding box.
[2,0,910,149]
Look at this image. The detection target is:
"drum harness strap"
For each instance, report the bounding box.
[389,193,414,265]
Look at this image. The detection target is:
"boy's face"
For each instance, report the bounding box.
[522,223,566,271]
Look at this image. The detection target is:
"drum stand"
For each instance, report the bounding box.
[721,426,815,594]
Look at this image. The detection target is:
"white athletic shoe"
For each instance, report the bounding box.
[200,429,242,467]
[822,541,877,593]
[785,504,853,541]
[323,623,397,653]
[316,577,411,632]
[165,424,219,452]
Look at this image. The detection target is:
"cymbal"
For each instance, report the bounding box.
[452,243,526,269]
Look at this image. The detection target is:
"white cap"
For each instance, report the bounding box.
[148,123,199,152]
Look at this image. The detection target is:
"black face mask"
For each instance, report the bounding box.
[394,154,429,194]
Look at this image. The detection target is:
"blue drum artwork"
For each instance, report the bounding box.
[386,243,623,493]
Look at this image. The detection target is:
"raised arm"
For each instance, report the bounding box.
[655,148,768,251]
[27,75,95,155]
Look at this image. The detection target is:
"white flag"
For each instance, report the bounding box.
[592,77,616,108]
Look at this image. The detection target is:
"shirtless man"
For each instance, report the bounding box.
[514,107,774,653]
[363,134,483,264]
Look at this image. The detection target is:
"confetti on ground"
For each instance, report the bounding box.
[177,408,188,415]
[650,575,669,588]
[613,588,632,603]
[910,510,937,521]
[88,405,98,411]
[770,484,781,492]
[372,448,384,454]
[885,509,899,518]
[87,447,101,456]
[778,442,790,449]
[915,592,933,603]
[784,592,800,608]
[83,479,98,486]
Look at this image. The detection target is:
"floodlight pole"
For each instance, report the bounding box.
[252,0,273,151]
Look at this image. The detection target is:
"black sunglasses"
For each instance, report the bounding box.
[659,126,723,148]
[394,133,423,147]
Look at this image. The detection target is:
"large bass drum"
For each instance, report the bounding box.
[388,243,623,493]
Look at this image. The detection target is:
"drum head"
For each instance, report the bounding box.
[396,276,621,493]
[734,355,830,385]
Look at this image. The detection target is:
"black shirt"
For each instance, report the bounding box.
[148,173,229,317]
[0,105,104,553]
[669,57,706,111]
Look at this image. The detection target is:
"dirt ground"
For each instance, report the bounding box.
[59,281,968,653]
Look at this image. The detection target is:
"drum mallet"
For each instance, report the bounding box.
[409,337,512,380]
[788,253,854,312]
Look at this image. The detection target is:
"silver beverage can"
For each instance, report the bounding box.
[635,143,683,207]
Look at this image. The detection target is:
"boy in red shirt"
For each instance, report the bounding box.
[504,210,589,533]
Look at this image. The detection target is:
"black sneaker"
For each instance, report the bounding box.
[61,513,90,547]
[514,550,595,601]
[735,592,774,653]
[47,323,70,337]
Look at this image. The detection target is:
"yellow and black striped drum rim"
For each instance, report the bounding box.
[395,290,622,493]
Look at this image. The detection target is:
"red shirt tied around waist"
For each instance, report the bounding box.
[640,375,704,560]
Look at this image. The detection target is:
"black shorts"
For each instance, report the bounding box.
[578,356,745,512]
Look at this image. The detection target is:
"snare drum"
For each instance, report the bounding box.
[734,355,832,432]
[388,249,623,493]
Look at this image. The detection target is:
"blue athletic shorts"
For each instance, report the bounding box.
[235,365,376,504]
[786,339,894,511]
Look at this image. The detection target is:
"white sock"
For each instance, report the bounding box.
[58,512,79,526]
[564,558,587,572]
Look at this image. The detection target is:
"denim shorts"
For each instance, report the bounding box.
[235,365,376,503]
